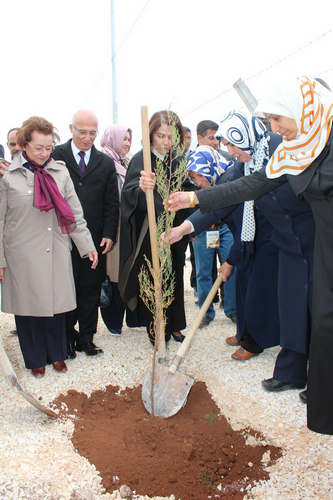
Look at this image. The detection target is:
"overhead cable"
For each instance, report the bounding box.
[182,28,333,119]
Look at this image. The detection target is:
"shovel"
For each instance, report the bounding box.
[0,340,58,418]
[142,271,225,418]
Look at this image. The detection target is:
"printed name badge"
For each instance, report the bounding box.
[206,230,219,249]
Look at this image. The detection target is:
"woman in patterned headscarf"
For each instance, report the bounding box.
[187,146,231,186]
[167,76,333,435]
[167,109,315,391]
[186,146,237,327]
[215,110,315,396]
[166,131,282,361]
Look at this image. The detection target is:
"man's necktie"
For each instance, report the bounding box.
[78,151,86,173]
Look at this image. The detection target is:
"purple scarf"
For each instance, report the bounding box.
[23,152,76,234]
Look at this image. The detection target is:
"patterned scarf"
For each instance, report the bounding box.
[22,152,76,234]
[217,111,270,241]
[187,146,231,186]
[255,76,333,178]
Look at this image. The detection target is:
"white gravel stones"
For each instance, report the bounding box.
[1,258,333,499]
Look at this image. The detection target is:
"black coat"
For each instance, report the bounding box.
[52,139,119,285]
[119,150,190,320]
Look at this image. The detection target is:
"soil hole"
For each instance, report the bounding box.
[54,381,281,499]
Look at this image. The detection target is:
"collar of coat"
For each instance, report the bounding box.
[8,153,65,173]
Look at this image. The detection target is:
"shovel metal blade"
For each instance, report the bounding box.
[6,373,58,418]
[0,341,58,418]
[142,364,194,418]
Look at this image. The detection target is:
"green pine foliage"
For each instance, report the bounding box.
[138,111,188,344]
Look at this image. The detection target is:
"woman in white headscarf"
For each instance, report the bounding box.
[166,127,282,361]
[167,76,333,436]
[215,111,314,397]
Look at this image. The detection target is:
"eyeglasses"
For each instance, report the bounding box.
[72,124,98,138]
[26,142,54,153]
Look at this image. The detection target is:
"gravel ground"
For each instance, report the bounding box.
[1,259,333,500]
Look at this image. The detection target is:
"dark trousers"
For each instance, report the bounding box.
[240,324,263,354]
[100,281,125,331]
[66,283,101,345]
[15,313,66,369]
[274,347,308,384]
[125,296,146,328]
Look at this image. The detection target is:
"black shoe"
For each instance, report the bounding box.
[299,389,307,404]
[199,316,213,329]
[213,294,219,303]
[66,342,76,360]
[261,377,305,392]
[108,329,121,335]
[76,342,103,356]
[171,332,186,343]
[193,286,198,297]
[227,312,237,324]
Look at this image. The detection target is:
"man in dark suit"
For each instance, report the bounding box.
[52,109,119,358]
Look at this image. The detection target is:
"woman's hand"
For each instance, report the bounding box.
[139,170,156,192]
[88,251,99,269]
[164,191,199,212]
[161,221,193,245]
[100,237,113,254]
[218,262,233,282]
[0,268,4,283]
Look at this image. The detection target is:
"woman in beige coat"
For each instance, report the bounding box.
[0,116,98,378]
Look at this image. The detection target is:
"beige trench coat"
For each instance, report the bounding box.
[0,155,95,316]
[106,180,121,282]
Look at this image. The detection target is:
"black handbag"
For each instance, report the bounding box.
[100,276,112,308]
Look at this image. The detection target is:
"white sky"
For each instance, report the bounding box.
[1,0,332,156]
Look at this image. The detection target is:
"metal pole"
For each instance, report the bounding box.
[233,78,258,114]
[111,0,118,123]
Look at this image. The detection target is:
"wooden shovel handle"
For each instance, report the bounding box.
[169,271,225,373]
[141,107,166,358]
[141,106,160,276]
[0,340,15,377]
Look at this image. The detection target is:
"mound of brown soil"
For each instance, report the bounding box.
[54,381,281,500]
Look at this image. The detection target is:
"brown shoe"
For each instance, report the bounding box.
[231,347,259,361]
[226,335,242,346]
[52,361,68,373]
[31,367,45,378]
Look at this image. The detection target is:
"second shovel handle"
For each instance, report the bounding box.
[169,271,225,370]
[0,341,15,377]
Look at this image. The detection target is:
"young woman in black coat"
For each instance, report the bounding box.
[119,110,191,345]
